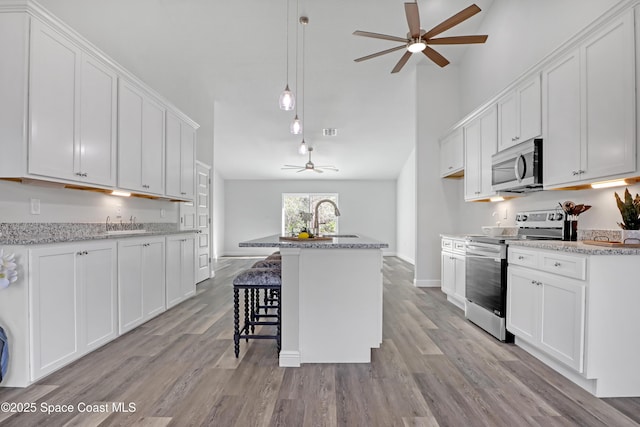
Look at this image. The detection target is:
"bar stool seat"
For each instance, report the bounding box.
[233,268,281,357]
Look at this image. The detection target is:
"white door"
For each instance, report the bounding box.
[196,162,211,283]
[506,266,539,342]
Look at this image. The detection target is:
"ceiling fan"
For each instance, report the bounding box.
[282,147,339,173]
[353,2,488,73]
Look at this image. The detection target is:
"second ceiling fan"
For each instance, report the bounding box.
[353,2,487,73]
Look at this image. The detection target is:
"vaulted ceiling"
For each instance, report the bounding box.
[39,0,494,179]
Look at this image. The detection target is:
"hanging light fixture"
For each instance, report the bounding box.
[290,0,303,134]
[297,16,309,153]
[279,0,295,110]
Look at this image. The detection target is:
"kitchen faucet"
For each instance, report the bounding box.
[312,199,341,236]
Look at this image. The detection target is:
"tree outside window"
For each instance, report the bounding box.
[282,193,339,236]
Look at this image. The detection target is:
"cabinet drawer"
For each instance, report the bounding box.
[539,252,586,280]
[509,247,538,268]
[441,238,453,250]
[453,240,466,254]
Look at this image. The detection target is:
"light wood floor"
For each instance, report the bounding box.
[1,256,639,426]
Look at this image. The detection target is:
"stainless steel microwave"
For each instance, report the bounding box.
[491,139,542,192]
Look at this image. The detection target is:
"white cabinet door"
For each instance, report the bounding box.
[543,49,582,186]
[539,276,585,372]
[498,74,541,152]
[506,266,538,342]
[181,124,196,200]
[166,234,196,308]
[480,106,498,196]
[440,252,455,296]
[78,54,117,186]
[580,11,636,181]
[118,81,165,195]
[142,240,166,318]
[30,246,79,381]
[439,128,464,177]
[166,112,196,200]
[79,244,117,351]
[464,117,482,200]
[453,253,465,302]
[28,19,78,181]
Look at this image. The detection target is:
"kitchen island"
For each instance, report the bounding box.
[239,234,388,367]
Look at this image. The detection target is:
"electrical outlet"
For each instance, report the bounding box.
[503,209,508,220]
[30,198,41,215]
[116,204,122,219]
[160,208,166,218]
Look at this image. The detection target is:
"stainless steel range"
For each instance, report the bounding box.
[465,209,563,341]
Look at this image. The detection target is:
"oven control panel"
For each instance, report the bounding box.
[515,209,564,228]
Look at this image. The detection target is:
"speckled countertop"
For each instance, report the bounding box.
[440,233,483,239]
[239,234,388,249]
[0,223,194,245]
[508,240,640,255]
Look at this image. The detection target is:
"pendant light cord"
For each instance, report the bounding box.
[294,0,299,117]
[301,16,306,140]
[285,0,289,83]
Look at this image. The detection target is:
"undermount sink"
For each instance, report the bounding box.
[106,229,147,235]
[322,234,360,238]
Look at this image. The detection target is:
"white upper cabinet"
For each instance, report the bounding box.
[544,11,636,188]
[166,112,196,201]
[118,80,165,195]
[497,74,542,152]
[439,127,464,178]
[28,19,117,186]
[464,106,497,201]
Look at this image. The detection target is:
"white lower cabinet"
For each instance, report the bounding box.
[507,264,585,372]
[440,237,466,310]
[166,234,196,308]
[118,237,166,334]
[29,241,117,381]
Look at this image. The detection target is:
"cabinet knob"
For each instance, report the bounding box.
[181,192,187,195]
[554,262,561,267]
[518,256,524,260]
[448,166,453,170]
[572,171,579,176]
[515,136,520,141]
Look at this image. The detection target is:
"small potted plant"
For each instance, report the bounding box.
[614,188,640,242]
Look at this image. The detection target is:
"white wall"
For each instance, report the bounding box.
[0,180,178,223]
[223,180,396,256]
[396,148,416,264]
[460,0,619,115]
[212,170,225,259]
[415,65,462,287]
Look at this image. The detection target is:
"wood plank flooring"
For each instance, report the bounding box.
[1,256,639,426]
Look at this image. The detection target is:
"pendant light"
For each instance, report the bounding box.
[297,16,309,154]
[279,0,295,110]
[290,0,303,134]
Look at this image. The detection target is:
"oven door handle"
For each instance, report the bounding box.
[465,254,502,262]
[514,154,526,182]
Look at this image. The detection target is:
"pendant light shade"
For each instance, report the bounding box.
[279,85,295,110]
[290,114,302,134]
[298,139,308,155]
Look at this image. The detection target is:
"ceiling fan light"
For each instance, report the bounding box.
[407,40,426,53]
[290,115,302,134]
[298,139,308,155]
[279,85,295,110]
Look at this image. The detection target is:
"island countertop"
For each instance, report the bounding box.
[239,234,389,249]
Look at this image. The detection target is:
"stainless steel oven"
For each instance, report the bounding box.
[491,138,542,192]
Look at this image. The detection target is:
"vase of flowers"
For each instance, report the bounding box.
[615,188,640,243]
[559,201,591,241]
[0,249,18,289]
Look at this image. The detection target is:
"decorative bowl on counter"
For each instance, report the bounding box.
[481,226,518,237]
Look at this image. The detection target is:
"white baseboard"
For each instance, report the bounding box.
[395,253,415,265]
[414,279,440,288]
[279,351,301,367]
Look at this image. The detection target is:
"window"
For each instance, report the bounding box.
[282,193,339,236]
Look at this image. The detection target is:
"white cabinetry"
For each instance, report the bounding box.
[497,74,541,152]
[464,106,497,201]
[28,19,117,186]
[543,11,635,188]
[439,128,464,177]
[166,234,196,308]
[166,112,196,201]
[440,237,466,310]
[29,241,116,381]
[118,80,165,195]
[118,237,166,334]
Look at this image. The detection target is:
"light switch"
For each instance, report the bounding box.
[160,208,166,218]
[30,198,41,215]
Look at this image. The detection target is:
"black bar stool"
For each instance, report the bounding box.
[233,267,281,357]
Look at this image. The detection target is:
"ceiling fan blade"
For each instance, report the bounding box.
[296,169,306,173]
[313,169,324,173]
[353,30,408,44]
[391,50,413,73]
[404,2,421,39]
[282,165,303,169]
[317,166,339,172]
[354,45,406,62]
[422,46,450,67]
[427,35,488,45]
[422,4,481,40]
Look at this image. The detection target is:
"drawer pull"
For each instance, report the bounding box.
[554,262,561,267]
[518,256,524,260]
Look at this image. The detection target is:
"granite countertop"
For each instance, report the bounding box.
[0,223,194,245]
[508,240,640,256]
[440,233,482,239]
[239,234,389,249]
